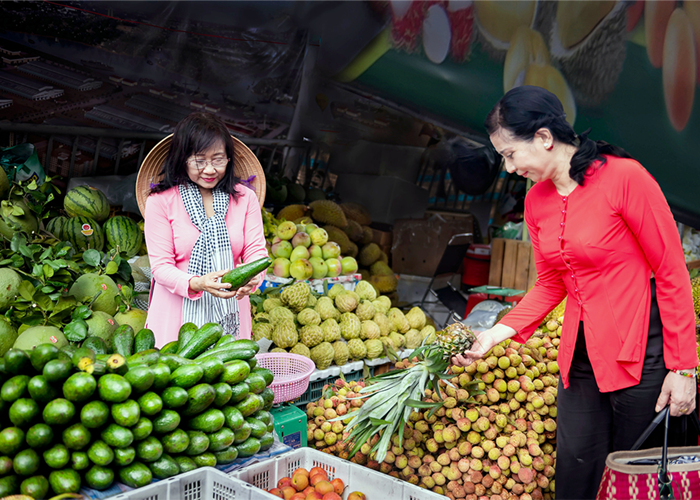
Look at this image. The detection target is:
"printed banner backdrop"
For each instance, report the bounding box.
[333,0,700,223]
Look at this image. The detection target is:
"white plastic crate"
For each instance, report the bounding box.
[230,447,445,500]
[111,467,267,500]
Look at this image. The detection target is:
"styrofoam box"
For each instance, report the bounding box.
[112,467,267,500]
[230,447,445,500]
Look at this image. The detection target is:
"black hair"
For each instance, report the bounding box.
[485,86,633,185]
[151,112,240,198]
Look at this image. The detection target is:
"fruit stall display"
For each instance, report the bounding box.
[303,308,564,500]
[0,321,278,498]
[251,280,436,369]
[264,200,398,299]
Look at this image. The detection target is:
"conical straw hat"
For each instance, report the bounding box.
[136,134,266,217]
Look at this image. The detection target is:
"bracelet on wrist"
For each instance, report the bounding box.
[671,368,697,378]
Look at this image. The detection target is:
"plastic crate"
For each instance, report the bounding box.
[111,467,266,500]
[230,447,445,500]
[292,363,373,408]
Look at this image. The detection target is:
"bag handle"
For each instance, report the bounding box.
[630,406,700,500]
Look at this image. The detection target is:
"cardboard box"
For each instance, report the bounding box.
[391,215,474,277]
[372,228,393,247]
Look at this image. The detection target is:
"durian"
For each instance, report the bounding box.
[310,200,348,228]
[340,202,372,226]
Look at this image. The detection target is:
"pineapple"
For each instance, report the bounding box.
[434,322,479,361]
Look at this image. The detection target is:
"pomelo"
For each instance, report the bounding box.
[13,326,67,350]
[114,308,147,334]
[0,268,22,310]
[85,311,118,350]
[69,273,120,316]
[0,319,18,356]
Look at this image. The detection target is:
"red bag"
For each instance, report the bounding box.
[597,408,700,500]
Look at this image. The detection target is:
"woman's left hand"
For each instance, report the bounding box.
[655,371,697,417]
[235,274,262,299]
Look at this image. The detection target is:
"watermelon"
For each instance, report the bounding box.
[63,216,104,251]
[103,216,143,258]
[45,216,68,240]
[64,185,110,222]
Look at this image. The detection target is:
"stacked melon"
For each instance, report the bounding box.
[46,186,144,259]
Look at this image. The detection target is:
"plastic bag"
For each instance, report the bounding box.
[68,173,139,214]
[462,300,509,329]
[0,143,46,185]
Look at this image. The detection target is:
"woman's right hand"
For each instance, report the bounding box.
[451,324,518,367]
[189,270,238,299]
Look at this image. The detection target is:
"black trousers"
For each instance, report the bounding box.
[556,280,671,500]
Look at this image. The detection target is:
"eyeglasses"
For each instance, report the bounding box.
[186,157,229,171]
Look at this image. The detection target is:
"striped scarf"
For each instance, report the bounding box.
[179,182,239,337]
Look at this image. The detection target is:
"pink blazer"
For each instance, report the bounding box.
[143,185,268,348]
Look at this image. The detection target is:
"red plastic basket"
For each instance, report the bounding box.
[255,353,316,404]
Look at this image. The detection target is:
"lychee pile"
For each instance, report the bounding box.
[306,312,564,500]
[266,465,366,500]
[253,280,435,368]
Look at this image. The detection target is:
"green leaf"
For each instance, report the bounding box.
[42,264,54,279]
[11,255,24,268]
[33,291,53,311]
[26,180,37,191]
[405,398,442,409]
[82,249,101,267]
[369,417,392,426]
[11,205,24,216]
[18,281,34,302]
[38,247,52,261]
[19,245,34,259]
[0,259,12,266]
[64,319,88,342]
[31,263,43,279]
[71,305,92,320]
[117,259,132,283]
[105,261,119,275]
[56,246,71,258]
[22,314,44,327]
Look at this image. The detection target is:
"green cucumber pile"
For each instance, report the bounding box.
[0,321,275,498]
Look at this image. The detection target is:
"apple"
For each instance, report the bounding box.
[321,493,341,500]
[304,223,320,235]
[325,258,341,277]
[277,477,293,489]
[272,236,282,245]
[330,478,345,496]
[347,493,366,500]
[305,493,323,500]
[292,473,309,491]
[290,259,313,280]
[268,488,284,498]
[290,245,310,262]
[272,240,293,259]
[296,224,306,234]
[281,486,297,500]
[309,228,329,246]
[322,242,341,260]
[272,257,291,278]
[314,480,334,496]
[340,256,358,275]
[309,257,328,279]
[290,493,307,500]
[308,244,323,259]
[292,232,312,248]
[277,221,297,240]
